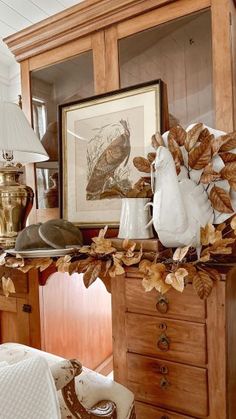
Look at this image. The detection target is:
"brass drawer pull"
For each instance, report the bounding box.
[160,377,170,389]
[160,365,168,374]
[157,334,170,351]
[156,296,169,314]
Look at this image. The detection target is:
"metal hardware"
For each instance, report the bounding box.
[22,304,32,313]
[157,333,170,351]
[156,296,169,314]
[160,377,170,389]
[160,365,168,374]
[159,322,167,331]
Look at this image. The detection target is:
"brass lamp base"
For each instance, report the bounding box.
[0,167,34,249]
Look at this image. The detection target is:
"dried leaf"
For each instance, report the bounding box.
[1,276,16,297]
[209,238,235,254]
[76,257,93,273]
[185,123,203,151]
[139,259,152,273]
[193,270,213,299]
[188,138,212,169]
[220,162,236,181]
[122,239,136,252]
[92,232,117,254]
[141,262,168,294]
[79,245,92,254]
[68,261,80,275]
[219,152,236,163]
[198,128,210,142]
[229,180,236,191]
[109,257,125,277]
[216,222,226,232]
[168,125,187,146]
[0,252,6,266]
[201,267,221,281]
[5,256,24,269]
[151,132,164,149]
[173,246,190,261]
[181,263,197,281]
[122,246,143,266]
[147,152,156,163]
[133,157,151,173]
[83,260,102,288]
[168,137,184,165]
[199,248,211,262]
[230,215,236,230]
[201,223,222,246]
[209,186,234,213]
[200,163,221,184]
[56,255,71,273]
[219,132,236,152]
[165,268,188,292]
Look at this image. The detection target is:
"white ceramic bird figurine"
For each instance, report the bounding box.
[148,146,214,248]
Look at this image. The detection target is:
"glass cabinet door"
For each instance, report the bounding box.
[30,50,94,209]
[119,10,213,129]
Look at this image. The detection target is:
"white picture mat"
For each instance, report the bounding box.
[62,86,160,225]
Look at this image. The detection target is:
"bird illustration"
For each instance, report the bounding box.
[86,119,131,198]
[148,146,214,248]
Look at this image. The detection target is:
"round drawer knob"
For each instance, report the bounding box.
[160,365,168,374]
[156,296,169,314]
[157,334,170,351]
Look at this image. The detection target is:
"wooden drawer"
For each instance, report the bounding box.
[125,279,206,322]
[126,313,207,365]
[127,353,208,417]
[135,402,196,419]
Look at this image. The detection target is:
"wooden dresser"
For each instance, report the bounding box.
[112,266,236,419]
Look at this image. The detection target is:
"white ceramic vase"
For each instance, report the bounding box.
[118,197,154,239]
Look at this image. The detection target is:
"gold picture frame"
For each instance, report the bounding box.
[59,80,165,227]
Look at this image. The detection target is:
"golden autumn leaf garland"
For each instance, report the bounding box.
[1,217,236,300]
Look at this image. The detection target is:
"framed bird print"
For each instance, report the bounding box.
[59,79,166,226]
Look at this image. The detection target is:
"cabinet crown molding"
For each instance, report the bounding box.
[3,0,173,62]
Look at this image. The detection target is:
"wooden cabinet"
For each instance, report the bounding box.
[111,267,236,419]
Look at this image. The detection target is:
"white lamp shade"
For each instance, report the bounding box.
[0,102,49,163]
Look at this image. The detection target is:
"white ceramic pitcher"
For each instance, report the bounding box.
[118,197,154,239]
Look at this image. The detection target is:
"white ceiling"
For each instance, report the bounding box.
[0,0,84,67]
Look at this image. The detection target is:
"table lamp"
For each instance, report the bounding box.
[0,102,49,249]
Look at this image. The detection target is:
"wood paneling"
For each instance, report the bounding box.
[92,31,106,94]
[119,10,213,127]
[126,312,207,365]
[117,0,210,39]
[111,274,127,385]
[226,266,236,419]
[211,0,234,131]
[127,353,208,417]
[105,26,120,91]
[40,272,112,369]
[125,278,206,322]
[206,280,227,419]
[29,35,92,71]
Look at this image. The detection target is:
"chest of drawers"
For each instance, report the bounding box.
[111,266,236,419]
